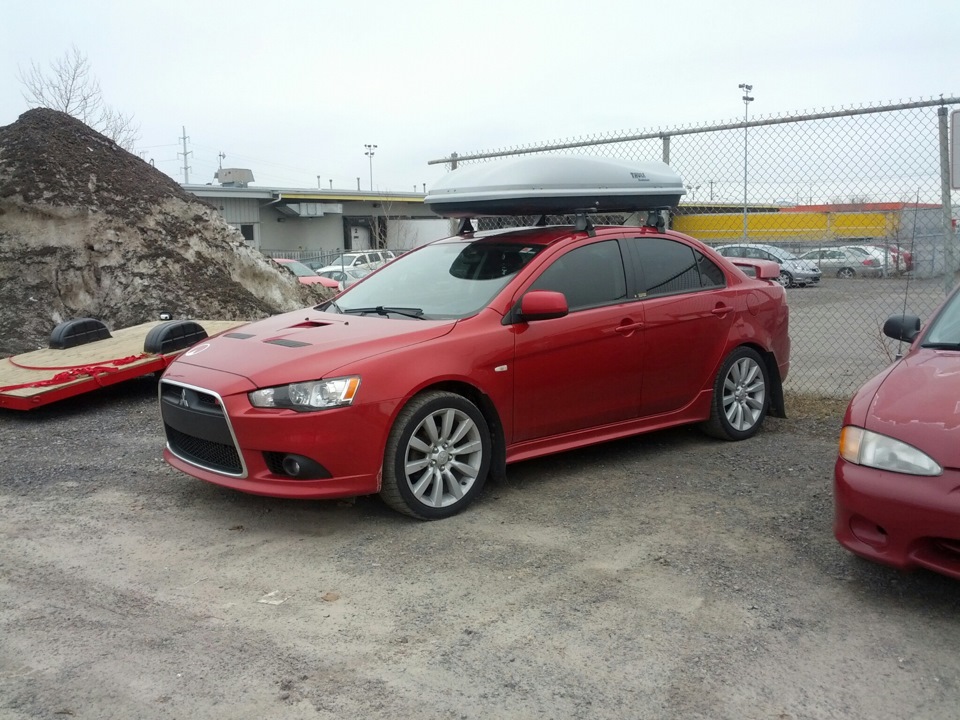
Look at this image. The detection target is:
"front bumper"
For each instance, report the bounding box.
[160,375,395,499]
[792,270,821,286]
[833,457,960,579]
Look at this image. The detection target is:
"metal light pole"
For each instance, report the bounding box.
[364,143,377,191]
[685,184,702,201]
[738,83,754,241]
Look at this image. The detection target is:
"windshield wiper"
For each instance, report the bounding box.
[342,306,425,319]
[920,342,960,350]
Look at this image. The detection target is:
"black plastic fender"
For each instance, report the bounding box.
[143,320,209,355]
[49,318,112,349]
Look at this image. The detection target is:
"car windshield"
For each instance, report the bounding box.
[327,240,544,319]
[280,260,317,277]
[327,254,361,267]
[772,248,799,261]
[922,288,960,347]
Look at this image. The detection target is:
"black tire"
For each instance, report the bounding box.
[775,270,792,288]
[380,391,491,519]
[837,267,855,279]
[702,347,770,441]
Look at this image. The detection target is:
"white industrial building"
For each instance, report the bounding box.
[182,168,453,261]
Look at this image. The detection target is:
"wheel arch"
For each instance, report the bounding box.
[741,342,786,418]
[402,380,508,483]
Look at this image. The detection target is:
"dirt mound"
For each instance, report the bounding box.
[0,108,324,357]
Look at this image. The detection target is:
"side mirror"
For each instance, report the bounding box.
[883,314,921,342]
[518,290,568,322]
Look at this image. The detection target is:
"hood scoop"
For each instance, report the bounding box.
[258,319,339,348]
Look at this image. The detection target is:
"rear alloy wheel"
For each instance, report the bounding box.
[837,267,856,279]
[702,347,770,441]
[380,391,491,519]
[775,271,792,288]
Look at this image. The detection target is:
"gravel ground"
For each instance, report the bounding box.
[1,378,959,720]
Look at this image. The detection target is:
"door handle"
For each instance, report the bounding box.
[711,306,732,316]
[615,321,642,335]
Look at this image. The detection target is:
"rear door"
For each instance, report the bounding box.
[624,236,737,416]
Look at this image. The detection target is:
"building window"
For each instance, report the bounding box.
[239,224,255,244]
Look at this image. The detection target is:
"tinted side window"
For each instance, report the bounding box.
[632,238,724,296]
[696,251,726,288]
[530,240,627,310]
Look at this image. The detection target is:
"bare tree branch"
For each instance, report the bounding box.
[17,45,140,150]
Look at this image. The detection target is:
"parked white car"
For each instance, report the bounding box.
[310,249,396,275]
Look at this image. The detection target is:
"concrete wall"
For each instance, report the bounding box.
[387,218,455,250]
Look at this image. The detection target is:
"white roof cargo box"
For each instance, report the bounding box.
[424,155,685,218]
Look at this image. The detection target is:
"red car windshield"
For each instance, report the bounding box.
[330,241,544,319]
[921,288,960,347]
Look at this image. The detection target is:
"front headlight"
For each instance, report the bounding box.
[249,376,360,411]
[839,426,942,476]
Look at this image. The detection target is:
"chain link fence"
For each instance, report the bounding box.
[429,97,960,398]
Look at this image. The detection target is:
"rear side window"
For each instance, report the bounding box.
[530,240,627,311]
[629,237,726,296]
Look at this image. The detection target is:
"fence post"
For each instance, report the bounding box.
[939,106,958,291]
[661,135,670,165]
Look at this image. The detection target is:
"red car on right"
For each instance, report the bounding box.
[834,282,960,579]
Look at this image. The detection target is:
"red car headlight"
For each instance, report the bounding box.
[249,376,361,411]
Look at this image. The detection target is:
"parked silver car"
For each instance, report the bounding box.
[714,243,822,288]
[797,246,884,278]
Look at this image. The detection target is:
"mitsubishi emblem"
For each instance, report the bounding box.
[179,389,189,408]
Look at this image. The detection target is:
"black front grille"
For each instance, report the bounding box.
[160,381,243,475]
[166,425,242,474]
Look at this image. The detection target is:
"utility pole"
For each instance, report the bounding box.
[178,126,192,184]
[364,143,377,190]
[218,152,225,170]
[738,84,754,241]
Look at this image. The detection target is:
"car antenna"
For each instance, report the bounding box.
[894,191,921,360]
[457,217,475,235]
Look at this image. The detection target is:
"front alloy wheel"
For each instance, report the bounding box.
[380,391,491,519]
[702,347,770,441]
[775,271,792,288]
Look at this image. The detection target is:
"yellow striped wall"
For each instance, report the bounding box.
[673,211,898,243]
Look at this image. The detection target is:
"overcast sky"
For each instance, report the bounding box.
[1,0,957,193]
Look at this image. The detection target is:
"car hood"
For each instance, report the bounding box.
[864,349,960,468]
[784,258,819,273]
[168,309,456,388]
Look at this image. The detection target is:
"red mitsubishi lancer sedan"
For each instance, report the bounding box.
[835,283,960,579]
[159,157,790,519]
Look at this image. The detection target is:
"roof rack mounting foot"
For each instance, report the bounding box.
[573,212,596,237]
[644,210,665,232]
[457,217,475,235]
[532,214,548,227]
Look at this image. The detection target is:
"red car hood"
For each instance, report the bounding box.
[865,349,960,468]
[168,309,456,387]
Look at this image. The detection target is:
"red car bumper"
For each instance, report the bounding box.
[162,381,398,500]
[834,457,960,579]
